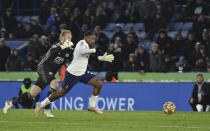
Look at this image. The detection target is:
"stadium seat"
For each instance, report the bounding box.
[168,31,178,39]
[139,31,147,39]
[104,23,116,31]
[182,22,193,31]
[22,16,31,23]
[133,23,144,31]
[181,30,189,38]
[168,22,183,31]
[104,31,114,40]
[123,23,134,31]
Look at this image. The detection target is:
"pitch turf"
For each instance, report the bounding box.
[0,109,210,131]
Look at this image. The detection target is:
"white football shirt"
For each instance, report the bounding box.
[67,40,95,76]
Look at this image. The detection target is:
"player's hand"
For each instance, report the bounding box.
[190,98,194,104]
[98,53,114,63]
[198,97,202,103]
[60,40,74,49]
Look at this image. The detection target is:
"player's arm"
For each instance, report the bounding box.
[79,44,96,54]
[51,41,74,55]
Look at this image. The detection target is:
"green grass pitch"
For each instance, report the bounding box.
[0,109,210,131]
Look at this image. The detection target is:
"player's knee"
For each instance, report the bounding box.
[95,80,102,89]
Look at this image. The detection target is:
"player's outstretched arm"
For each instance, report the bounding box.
[98,53,114,63]
[79,45,96,54]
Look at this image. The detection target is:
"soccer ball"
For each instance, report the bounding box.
[163,101,176,114]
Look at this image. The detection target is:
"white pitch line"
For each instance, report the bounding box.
[0,120,210,129]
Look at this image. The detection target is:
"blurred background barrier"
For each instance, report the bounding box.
[1,72,210,82]
[0,82,194,111]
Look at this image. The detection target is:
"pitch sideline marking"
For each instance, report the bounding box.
[0,120,210,129]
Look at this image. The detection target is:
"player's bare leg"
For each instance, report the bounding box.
[87,77,103,114]
[43,79,59,117]
[35,79,59,117]
[35,88,67,116]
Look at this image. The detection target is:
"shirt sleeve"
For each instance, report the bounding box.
[79,44,95,54]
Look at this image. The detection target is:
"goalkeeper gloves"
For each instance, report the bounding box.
[60,40,74,49]
[98,53,114,63]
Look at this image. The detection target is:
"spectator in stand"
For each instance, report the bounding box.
[0,28,7,39]
[23,53,37,71]
[67,14,81,43]
[135,47,149,73]
[125,53,138,71]
[94,6,107,28]
[94,25,109,53]
[184,0,209,21]
[72,7,83,26]
[149,44,163,72]
[25,23,33,38]
[189,74,210,112]
[184,32,197,63]
[24,34,41,60]
[191,42,202,66]
[106,37,123,72]
[104,71,118,82]
[48,26,59,44]
[137,0,157,39]
[193,46,207,72]
[156,30,173,56]
[160,0,174,24]
[200,30,209,47]
[61,8,71,24]
[39,0,50,25]
[47,7,58,24]
[36,35,49,60]
[162,55,173,72]
[5,49,21,71]
[123,34,137,62]
[172,56,191,72]
[83,8,95,28]
[153,13,166,33]
[30,18,43,37]
[0,38,10,71]
[2,8,17,34]
[15,22,26,39]
[208,28,210,58]
[80,24,89,39]
[192,14,210,40]
[54,15,63,29]
[173,33,185,57]
[111,24,126,45]
[127,27,139,43]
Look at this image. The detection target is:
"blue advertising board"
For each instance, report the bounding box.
[0,82,194,111]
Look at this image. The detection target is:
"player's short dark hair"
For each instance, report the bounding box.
[84,31,95,37]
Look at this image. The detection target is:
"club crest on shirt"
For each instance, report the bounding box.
[65,53,69,57]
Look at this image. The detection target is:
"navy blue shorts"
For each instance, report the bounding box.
[62,71,96,92]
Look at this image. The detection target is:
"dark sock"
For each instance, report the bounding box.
[45,88,57,109]
[12,92,33,105]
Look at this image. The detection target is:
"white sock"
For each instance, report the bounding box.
[196,104,203,112]
[40,98,51,108]
[206,105,210,112]
[89,95,99,107]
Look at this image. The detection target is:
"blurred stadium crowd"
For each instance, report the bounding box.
[0,0,210,73]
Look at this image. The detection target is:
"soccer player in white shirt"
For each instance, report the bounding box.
[35,31,114,115]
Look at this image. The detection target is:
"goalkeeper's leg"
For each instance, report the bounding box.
[3,85,41,114]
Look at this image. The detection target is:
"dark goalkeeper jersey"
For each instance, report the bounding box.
[37,42,73,74]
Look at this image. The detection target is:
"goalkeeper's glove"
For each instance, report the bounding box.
[60,40,74,49]
[98,53,114,63]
